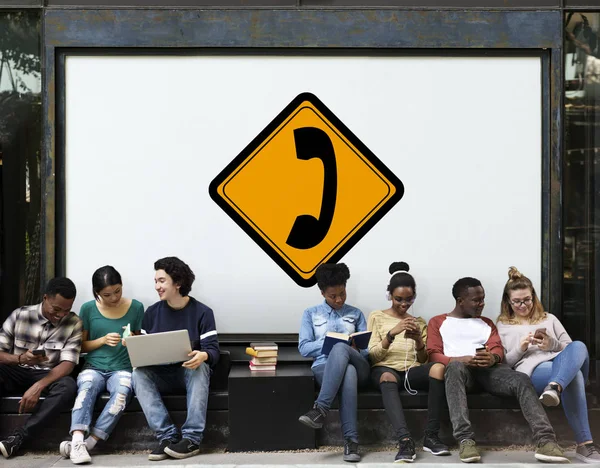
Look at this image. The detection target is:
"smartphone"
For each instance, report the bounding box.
[32,348,46,356]
[475,346,486,352]
[534,328,547,340]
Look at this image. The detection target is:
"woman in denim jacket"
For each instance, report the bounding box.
[298,263,369,463]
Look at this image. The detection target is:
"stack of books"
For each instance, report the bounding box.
[245,342,278,372]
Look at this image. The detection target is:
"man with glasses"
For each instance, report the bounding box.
[0,277,82,458]
[426,277,568,464]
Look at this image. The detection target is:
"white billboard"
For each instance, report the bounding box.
[64,55,541,333]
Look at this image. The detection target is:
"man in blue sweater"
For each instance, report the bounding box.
[132,257,219,461]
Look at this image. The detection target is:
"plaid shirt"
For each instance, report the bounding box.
[0,303,82,369]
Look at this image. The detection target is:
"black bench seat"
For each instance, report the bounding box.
[0,351,231,414]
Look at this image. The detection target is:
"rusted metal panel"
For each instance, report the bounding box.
[44,10,562,49]
[42,45,56,285]
[0,0,41,6]
[565,1,600,7]
[302,0,559,7]
[47,0,296,5]
[548,47,564,319]
[43,0,559,7]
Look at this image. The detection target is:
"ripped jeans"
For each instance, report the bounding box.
[70,368,133,440]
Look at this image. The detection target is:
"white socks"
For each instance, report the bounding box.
[85,437,98,450]
[71,432,98,450]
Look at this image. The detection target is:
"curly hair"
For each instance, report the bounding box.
[497,266,546,325]
[452,277,482,300]
[154,257,196,297]
[315,263,350,291]
[45,277,77,300]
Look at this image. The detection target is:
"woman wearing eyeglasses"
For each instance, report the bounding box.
[367,262,449,463]
[497,266,599,463]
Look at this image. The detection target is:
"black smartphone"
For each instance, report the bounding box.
[32,349,46,356]
[475,346,486,352]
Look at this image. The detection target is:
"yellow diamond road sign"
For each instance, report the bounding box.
[209,93,404,287]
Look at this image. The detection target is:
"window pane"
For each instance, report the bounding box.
[0,10,41,320]
[564,12,600,361]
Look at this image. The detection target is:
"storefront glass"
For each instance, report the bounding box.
[0,10,42,318]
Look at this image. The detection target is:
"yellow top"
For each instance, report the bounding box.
[367,310,428,371]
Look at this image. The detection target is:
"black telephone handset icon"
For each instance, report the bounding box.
[286,127,338,250]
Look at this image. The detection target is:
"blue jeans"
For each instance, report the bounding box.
[70,368,133,440]
[530,341,592,444]
[132,364,211,445]
[312,343,370,442]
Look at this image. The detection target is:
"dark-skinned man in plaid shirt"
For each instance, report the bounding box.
[0,277,82,458]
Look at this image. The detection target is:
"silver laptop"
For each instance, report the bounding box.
[125,330,192,367]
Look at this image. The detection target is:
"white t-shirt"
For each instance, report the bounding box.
[439,316,492,357]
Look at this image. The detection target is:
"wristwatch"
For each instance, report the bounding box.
[386,331,395,343]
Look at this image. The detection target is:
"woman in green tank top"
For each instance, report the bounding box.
[59,266,144,464]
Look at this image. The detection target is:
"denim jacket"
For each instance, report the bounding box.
[298,301,368,368]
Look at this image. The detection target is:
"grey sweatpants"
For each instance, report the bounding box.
[444,361,556,444]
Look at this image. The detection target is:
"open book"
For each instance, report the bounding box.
[321,331,372,355]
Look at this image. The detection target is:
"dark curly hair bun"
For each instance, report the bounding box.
[389,261,410,275]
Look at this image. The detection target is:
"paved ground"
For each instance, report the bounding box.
[0,448,589,467]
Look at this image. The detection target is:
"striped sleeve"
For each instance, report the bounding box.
[198,305,220,368]
[367,311,389,364]
[59,316,83,364]
[0,308,18,352]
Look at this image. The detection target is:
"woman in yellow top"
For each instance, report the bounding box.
[367,262,448,463]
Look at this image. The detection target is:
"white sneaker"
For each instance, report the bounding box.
[539,384,561,407]
[59,440,71,458]
[69,441,91,465]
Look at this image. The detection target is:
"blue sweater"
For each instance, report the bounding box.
[142,296,220,368]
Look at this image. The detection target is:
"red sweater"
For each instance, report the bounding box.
[426,313,505,366]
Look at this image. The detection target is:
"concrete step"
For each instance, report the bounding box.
[1,449,593,467]
[2,406,599,451]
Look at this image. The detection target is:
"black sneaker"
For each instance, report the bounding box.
[395,437,416,463]
[164,438,200,459]
[148,438,178,461]
[423,433,450,456]
[343,439,361,462]
[0,431,25,459]
[298,404,327,429]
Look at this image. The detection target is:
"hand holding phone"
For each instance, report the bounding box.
[473,345,495,367]
[534,328,547,340]
[20,349,48,366]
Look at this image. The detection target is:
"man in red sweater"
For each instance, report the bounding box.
[427,277,567,464]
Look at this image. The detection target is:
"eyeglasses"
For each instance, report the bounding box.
[394,297,415,304]
[510,298,533,307]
